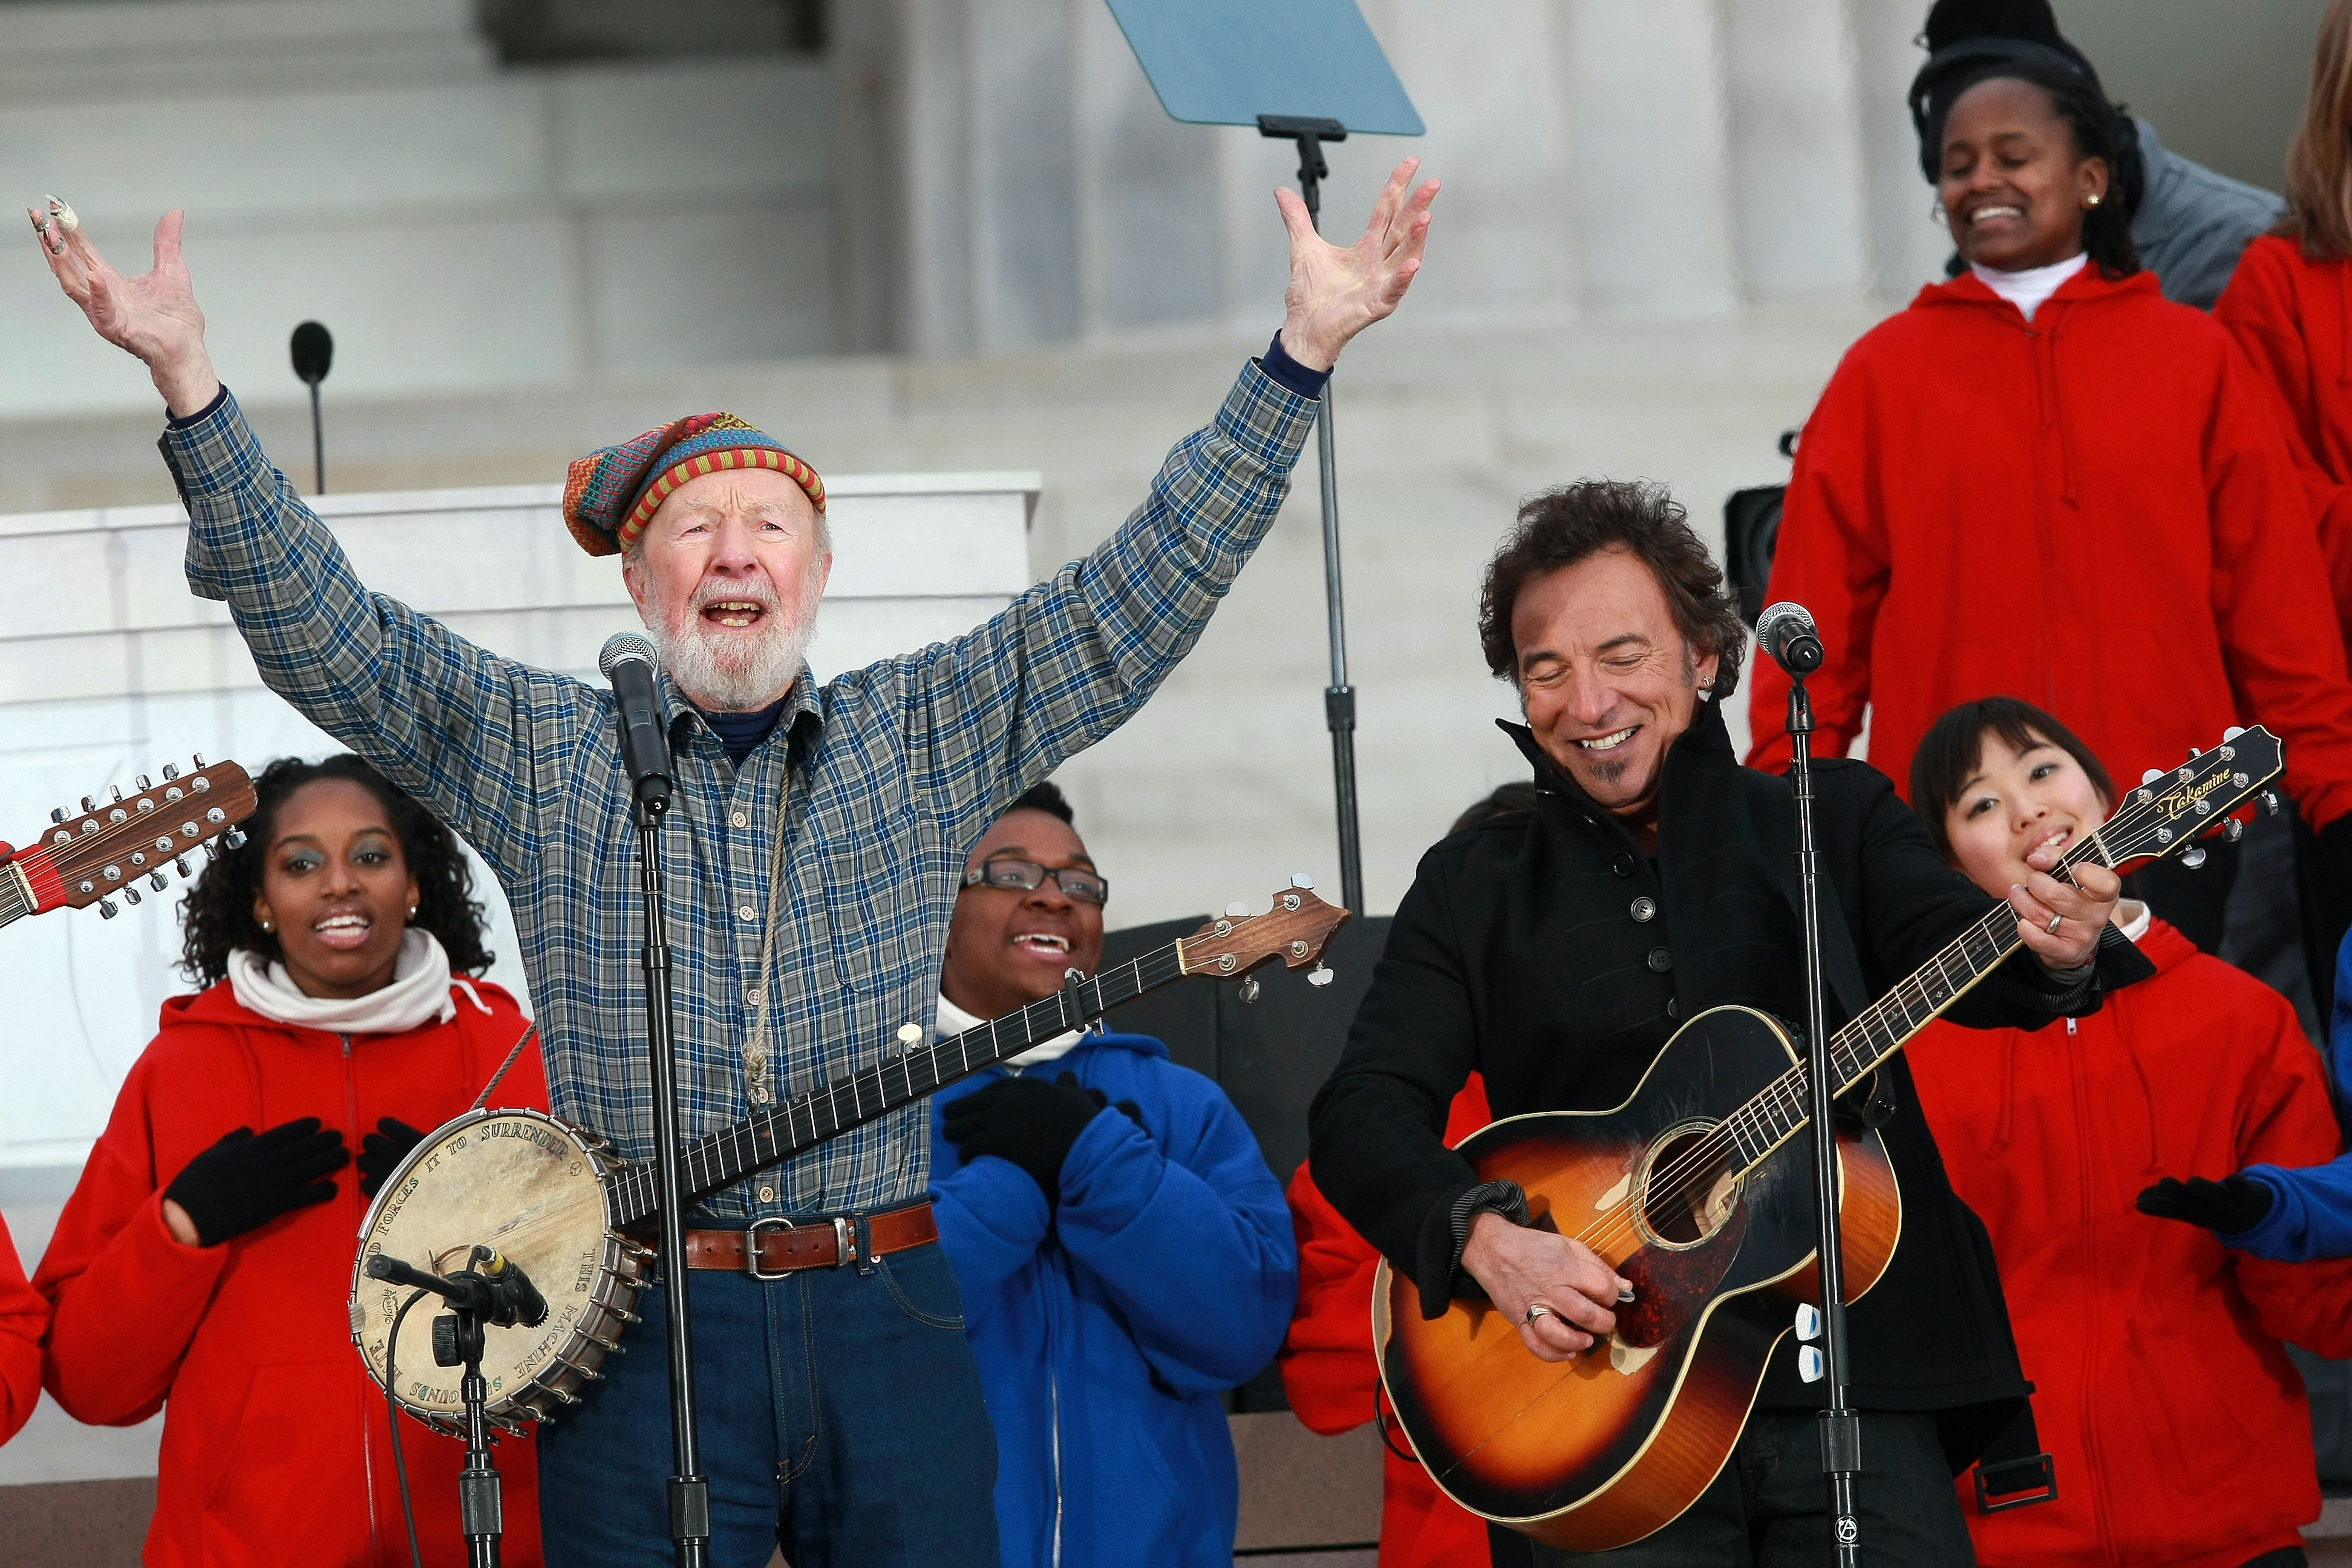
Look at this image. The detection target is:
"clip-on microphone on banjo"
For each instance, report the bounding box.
[367,1247,548,1567]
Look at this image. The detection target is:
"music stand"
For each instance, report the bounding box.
[1104,0,1422,916]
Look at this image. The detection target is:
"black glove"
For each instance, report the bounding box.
[943,1071,1107,1206]
[357,1117,427,1198]
[2135,1174,2275,1236]
[164,1117,350,1247]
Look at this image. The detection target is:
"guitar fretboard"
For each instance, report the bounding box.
[609,941,1191,1227]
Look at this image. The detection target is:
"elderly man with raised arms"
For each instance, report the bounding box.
[30,165,1435,1567]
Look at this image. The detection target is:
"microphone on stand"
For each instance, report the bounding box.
[1756,601,1824,676]
[289,321,333,496]
[598,633,675,814]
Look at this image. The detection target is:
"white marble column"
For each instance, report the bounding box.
[1722,0,1873,299]
[1560,0,1740,314]
[1850,0,1952,298]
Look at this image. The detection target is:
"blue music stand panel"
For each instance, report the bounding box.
[1104,0,1424,136]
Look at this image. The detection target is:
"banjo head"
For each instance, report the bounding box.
[350,1107,642,1429]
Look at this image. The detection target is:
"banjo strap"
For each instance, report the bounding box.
[471,1019,541,1112]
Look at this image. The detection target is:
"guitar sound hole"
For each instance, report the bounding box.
[1638,1125,1741,1249]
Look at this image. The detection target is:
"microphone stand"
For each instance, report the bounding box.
[633,787,711,1567]
[1785,670,1862,1564]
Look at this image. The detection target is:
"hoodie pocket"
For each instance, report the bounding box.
[201,1361,365,1557]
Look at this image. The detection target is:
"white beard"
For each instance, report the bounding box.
[644,575,821,711]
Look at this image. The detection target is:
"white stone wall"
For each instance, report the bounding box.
[0,0,838,420]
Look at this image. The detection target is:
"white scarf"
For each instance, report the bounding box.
[936,991,1085,1070]
[229,927,487,1035]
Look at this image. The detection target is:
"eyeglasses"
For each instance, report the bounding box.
[960,857,1109,906]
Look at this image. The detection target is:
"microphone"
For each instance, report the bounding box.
[290,321,334,386]
[1756,601,1824,676]
[599,633,674,813]
[367,1250,547,1328]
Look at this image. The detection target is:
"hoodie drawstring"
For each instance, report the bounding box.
[451,976,494,1016]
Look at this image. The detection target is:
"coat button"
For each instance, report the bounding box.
[1630,896,1657,923]
[1667,998,1681,1019]
[1612,852,1636,878]
[1646,947,1673,973]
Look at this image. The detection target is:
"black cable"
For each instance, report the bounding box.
[383,1287,431,1568]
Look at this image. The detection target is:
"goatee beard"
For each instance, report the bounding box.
[646,587,820,711]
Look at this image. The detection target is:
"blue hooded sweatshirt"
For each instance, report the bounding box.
[928,1028,1296,1568]
[2225,928,2352,1261]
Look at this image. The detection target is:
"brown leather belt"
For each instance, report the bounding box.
[682,1201,936,1279]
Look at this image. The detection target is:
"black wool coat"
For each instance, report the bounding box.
[1308,696,2155,1444]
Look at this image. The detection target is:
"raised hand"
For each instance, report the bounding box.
[1276,157,1439,372]
[29,200,220,416]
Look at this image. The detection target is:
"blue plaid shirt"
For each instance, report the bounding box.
[162,361,1315,1218]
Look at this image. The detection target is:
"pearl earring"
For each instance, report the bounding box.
[2086,192,2102,207]
[408,904,419,920]
[260,919,272,933]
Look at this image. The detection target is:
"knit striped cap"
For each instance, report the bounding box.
[561,412,826,557]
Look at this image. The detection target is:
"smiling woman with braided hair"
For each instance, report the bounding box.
[1746,27,2352,972]
[32,754,550,1567]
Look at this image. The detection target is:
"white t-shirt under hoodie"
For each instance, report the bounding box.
[1971,250,2089,323]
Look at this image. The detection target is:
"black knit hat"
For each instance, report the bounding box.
[1907,0,2112,179]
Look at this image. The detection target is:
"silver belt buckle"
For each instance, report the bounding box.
[832,1215,855,1267]
[743,1217,790,1281]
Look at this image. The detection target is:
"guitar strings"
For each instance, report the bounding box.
[1547,787,2155,1267]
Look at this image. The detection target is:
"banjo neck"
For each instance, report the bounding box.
[605,882,1347,1230]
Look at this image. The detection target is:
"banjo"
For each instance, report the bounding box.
[350,878,1348,1434]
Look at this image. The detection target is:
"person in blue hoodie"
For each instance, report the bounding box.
[927,781,1298,1567]
[2140,925,2352,1261]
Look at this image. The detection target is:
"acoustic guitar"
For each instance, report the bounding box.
[1,758,256,927]
[1376,727,2282,1552]
[350,878,1349,1434]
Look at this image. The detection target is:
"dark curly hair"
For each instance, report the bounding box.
[1478,481,1748,699]
[1910,47,2145,279]
[178,754,493,987]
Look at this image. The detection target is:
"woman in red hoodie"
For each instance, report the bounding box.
[0,1217,42,1448]
[34,754,549,1567]
[1746,46,2352,961]
[1903,697,2352,1568]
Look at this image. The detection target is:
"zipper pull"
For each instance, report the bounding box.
[2066,1018,2077,1037]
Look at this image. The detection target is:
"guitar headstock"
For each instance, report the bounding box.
[2091,726,2282,872]
[15,759,258,916]
[1178,878,1351,982]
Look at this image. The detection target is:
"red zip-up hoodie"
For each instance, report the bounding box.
[34,975,550,1567]
[1279,1076,1493,1568]
[1907,917,2352,1567]
[1746,264,2352,831]
[2218,232,2352,655]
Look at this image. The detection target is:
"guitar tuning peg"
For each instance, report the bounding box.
[136,774,151,791]
[80,795,96,812]
[2261,791,2282,817]
[122,884,141,906]
[2224,726,2247,742]
[2224,818,2245,843]
[161,763,180,781]
[2140,769,2164,785]
[147,871,167,891]
[1290,872,1316,890]
[1224,901,1251,918]
[2180,845,2207,869]
[1307,964,1334,988]
[174,856,192,877]
[49,808,65,825]
[109,785,123,803]
[223,826,247,850]
[97,897,118,920]
[192,753,204,768]
[1239,976,1261,1004]
[2187,746,2202,759]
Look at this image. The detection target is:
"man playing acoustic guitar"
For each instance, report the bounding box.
[1309,483,2146,1565]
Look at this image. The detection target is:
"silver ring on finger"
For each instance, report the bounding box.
[1524,1302,1553,1327]
[2047,912,2063,935]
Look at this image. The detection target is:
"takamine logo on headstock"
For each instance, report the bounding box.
[1,758,258,927]
[2099,725,2284,871]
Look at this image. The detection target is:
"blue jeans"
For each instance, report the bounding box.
[535,1231,999,1567]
